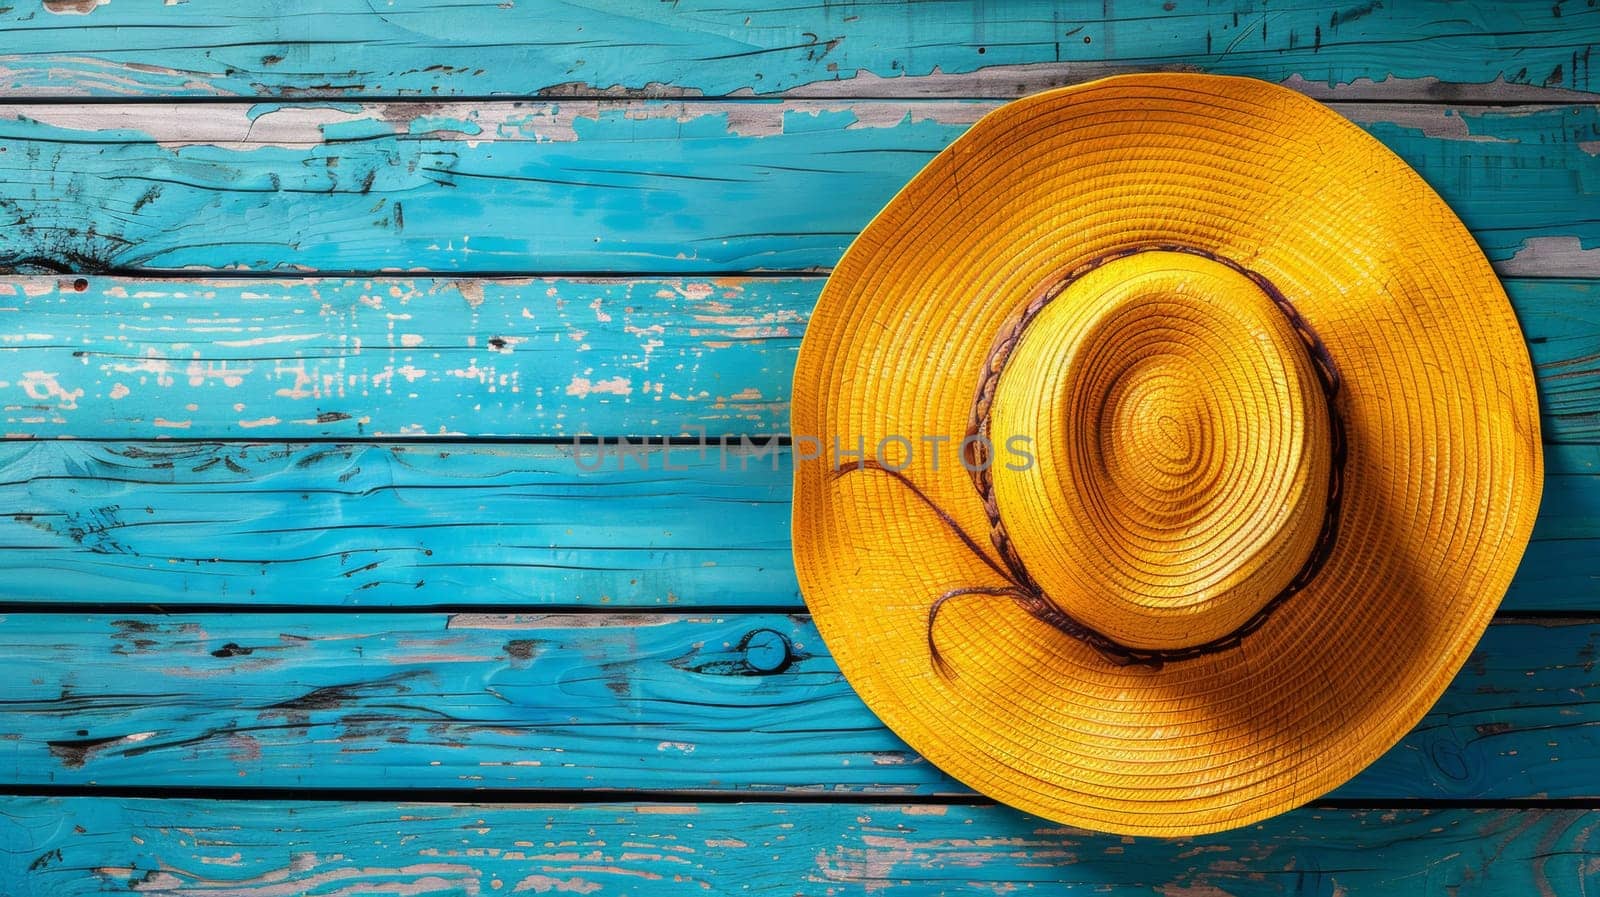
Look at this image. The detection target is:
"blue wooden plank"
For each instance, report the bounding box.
[0,100,1595,275]
[0,441,795,607]
[0,615,1594,801]
[0,275,802,438]
[0,441,1592,611]
[3,798,1595,896]
[0,0,1591,100]
[0,275,1590,439]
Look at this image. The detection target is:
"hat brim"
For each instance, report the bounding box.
[790,73,1543,837]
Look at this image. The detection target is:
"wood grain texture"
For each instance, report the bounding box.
[0,3,1593,892]
[0,440,1592,611]
[0,0,1593,101]
[0,276,801,437]
[0,275,1592,439]
[1,101,1596,276]
[3,614,1596,801]
[4,798,1597,896]
[0,441,794,608]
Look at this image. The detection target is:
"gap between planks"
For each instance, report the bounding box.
[0,89,1593,108]
[0,605,1585,620]
[2,783,1600,811]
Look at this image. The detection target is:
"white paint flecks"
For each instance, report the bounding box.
[19,370,84,409]
[565,376,632,398]
[513,873,603,894]
[108,349,176,387]
[186,357,250,388]
[214,333,323,348]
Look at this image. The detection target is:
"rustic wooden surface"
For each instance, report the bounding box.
[3,800,1596,896]
[12,796,1600,895]
[0,0,1592,100]
[3,613,1598,801]
[2,1,1599,894]
[0,275,807,437]
[0,100,1596,275]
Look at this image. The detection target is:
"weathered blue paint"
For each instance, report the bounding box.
[0,275,802,437]
[0,614,1595,801]
[0,275,1590,439]
[0,442,795,607]
[0,0,1591,100]
[3,798,1595,895]
[1,3,1597,893]
[0,440,1591,610]
[0,100,1595,275]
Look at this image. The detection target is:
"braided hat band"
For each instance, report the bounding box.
[839,244,1348,670]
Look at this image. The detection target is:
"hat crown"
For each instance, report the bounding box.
[987,250,1332,651]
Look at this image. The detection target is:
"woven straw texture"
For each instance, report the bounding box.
[790,73,1544,837]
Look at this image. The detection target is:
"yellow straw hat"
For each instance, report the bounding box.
[790,73,1543,837]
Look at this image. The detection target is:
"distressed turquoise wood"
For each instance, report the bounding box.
[2,3,1598,893]
[0,275,1592,439]
[3,798,1596,896]
[0,441,793,607]
[1,101,1596,276]
[0,440,1592,610]
[0,275,803,437]
[2,614,1595,801]
[0,0,1592,100]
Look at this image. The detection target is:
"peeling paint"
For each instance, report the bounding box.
[19,371,84,409]
[1334,103,1515,143]
[1280,73,1600,104]
[723,100,988,137]
[446,613,679,630]
[13,104,374,150]
[512,873,604,894]
[42,0,111,14]
[565,376,633,398]
[1502,236,1600,278]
